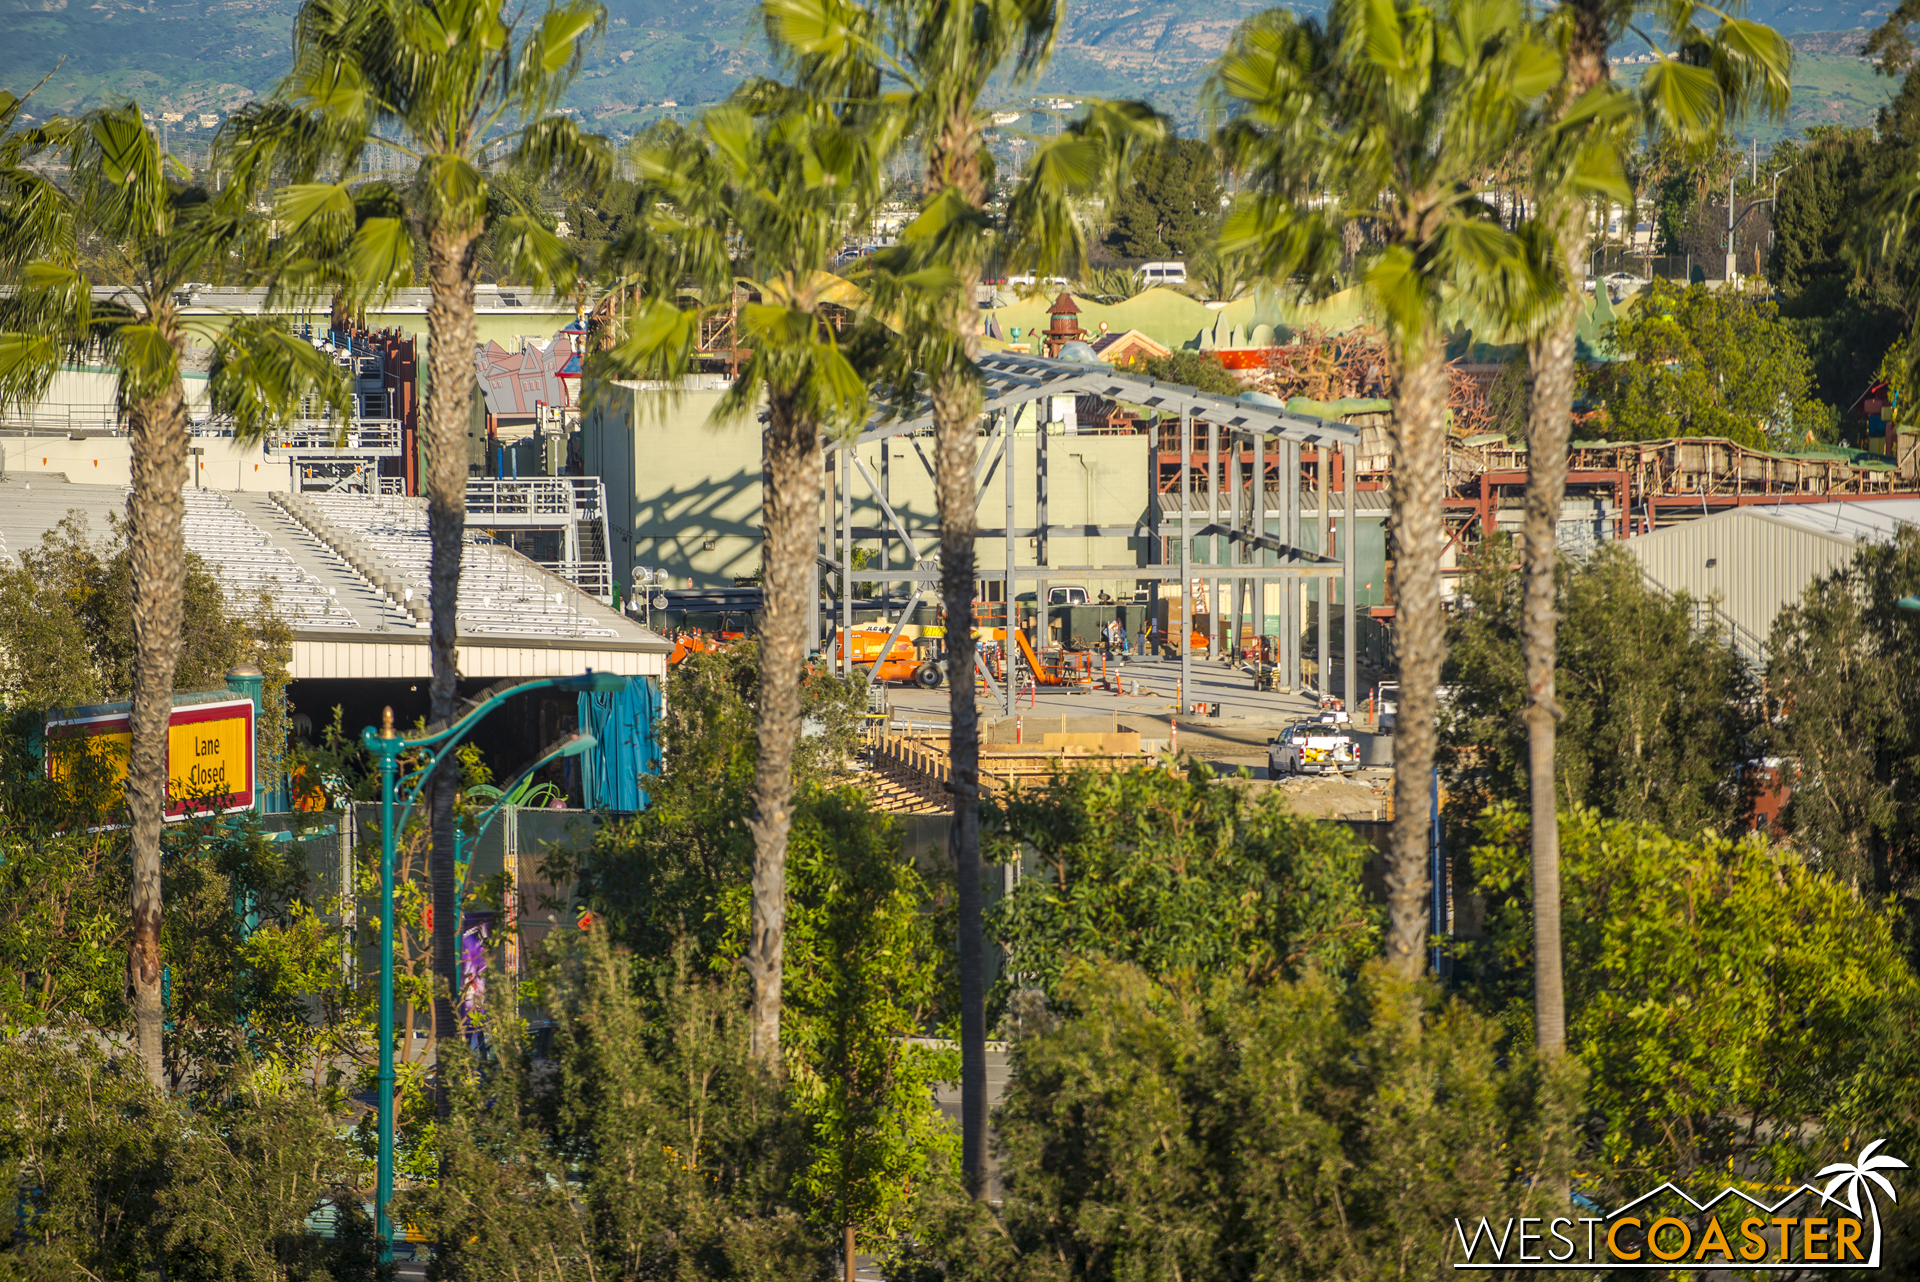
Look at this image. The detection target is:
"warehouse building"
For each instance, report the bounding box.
[1618,499,1920,661]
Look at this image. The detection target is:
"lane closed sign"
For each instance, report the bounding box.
[46,696,257,819]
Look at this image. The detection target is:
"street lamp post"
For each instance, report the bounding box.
[359,669,626,1263]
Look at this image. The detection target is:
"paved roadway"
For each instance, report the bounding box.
[879,651,1396,772]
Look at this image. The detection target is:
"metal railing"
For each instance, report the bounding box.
[0,407,124,434]
[465,476,605,520]
[541,560,612,599]
[263,419,405,455]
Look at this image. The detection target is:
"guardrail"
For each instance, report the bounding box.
[540,560,612,599]
[0,408,123,434]
[263,420,405,455]
[466,476,605,520]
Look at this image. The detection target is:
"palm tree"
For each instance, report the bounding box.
[1818,1139,1909,1265]
[0,95,346,1089]
[1216,0,1565,979]
[769,0,1162,1189]
[221,0,610,1093]
[594,90,899,1065]
[1520,3,1786,1056]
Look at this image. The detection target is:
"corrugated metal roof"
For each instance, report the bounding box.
[1740,498,1920,545]
[1618,498,1920,659]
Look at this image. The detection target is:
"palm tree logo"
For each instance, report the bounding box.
[1817,1139,1909,1266]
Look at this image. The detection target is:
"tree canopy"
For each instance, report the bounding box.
[1443,540,1756,841]
[1103,137,1221,261]
[1580,279,1833,448]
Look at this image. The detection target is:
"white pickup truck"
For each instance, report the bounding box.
[1269,720,1361,776]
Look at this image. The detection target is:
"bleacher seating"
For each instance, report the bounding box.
[305,494,616,639]
[183,489,360,628]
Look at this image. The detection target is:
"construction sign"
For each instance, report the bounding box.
[45,696,256,819]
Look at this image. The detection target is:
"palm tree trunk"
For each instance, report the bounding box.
[1524,9,1609,1058]
[1524,311,1574,1058]
[933,356,986,1193]
[1385,330,1445,980]
[125,362,190,1092]
[929,109,990,1197]
[425,225,478,1114]
[743,391,820,1065]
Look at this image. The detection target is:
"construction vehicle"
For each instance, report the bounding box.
[1012,627,1096,686]
[1268,720,1361,776]
[668,628,731,666]
[835,627,946,688]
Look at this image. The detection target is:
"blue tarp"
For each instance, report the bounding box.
[577,676,662,813]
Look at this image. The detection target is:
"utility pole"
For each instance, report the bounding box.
[1725,167,1737,284]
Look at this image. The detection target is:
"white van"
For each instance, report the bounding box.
[1138,261,1188,285]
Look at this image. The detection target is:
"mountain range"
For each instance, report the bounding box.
[0,0,1904,144]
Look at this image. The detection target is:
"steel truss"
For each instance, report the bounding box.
[815,353,1362,719]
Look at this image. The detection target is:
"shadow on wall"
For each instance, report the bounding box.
[630,468,763,588]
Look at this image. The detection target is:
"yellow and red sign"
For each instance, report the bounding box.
[46,697,256,819]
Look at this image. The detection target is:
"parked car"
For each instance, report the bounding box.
[1603,271,1650,296]
[1138,260,1188,286]
[1269,722,1361,776]
[1015,585,1090,606]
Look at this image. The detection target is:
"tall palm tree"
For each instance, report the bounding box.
[1520,2,1786,1056]
[0,95,346,1089]
[768,0,1162,1189]
[1216,0,1566,979]
[221,0,610,1092]
[593,89,899,1064]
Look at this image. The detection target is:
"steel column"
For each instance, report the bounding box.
[1318,444,1330,696]
[1283,439,1297,689]
[840,445,853,677]
[1207,419,1220,661]
[1253,433,1267,652]
[1343,441,1356,711]
[1004,411,1016,717]
[1037,403,1049,653]
[1180,408,1192,713]
[1229,431,1243,661]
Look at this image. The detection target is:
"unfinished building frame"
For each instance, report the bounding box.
[815,353,1362,718]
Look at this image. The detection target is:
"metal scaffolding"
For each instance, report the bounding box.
[817,353,1361,719]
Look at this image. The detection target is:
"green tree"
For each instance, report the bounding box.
[405,933,832,1281]
[1580,278,1832,448]
[1765,524,1920,899]
[0,512,290,717]
[0,92,344,1090]
[1103,136,1220,261]
[0,1035,377,1280]
[1515,0,1784,1070]
[547,644,866,985]
[1442,540,1755,841]
[1467,806,1919,1191]
[595,93,897,1067]
[720,792,959,1272]
[768,0,1163,1192]
[895,960,1584,1281]
[984,765,1379,1011]
[224,0,612,1108]
[1766,128,1913,413]
[1130,350,1241,397]
[1217,0,1562,980]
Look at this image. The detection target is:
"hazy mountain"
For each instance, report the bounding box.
[0,0,1900,144]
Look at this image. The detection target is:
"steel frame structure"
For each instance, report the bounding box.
[817,353,1363,718]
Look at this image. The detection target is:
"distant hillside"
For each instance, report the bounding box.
[0,0,1903,143]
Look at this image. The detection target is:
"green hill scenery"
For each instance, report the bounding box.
[3,1,1893,138]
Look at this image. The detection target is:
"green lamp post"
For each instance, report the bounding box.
[360,669,625,1262]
